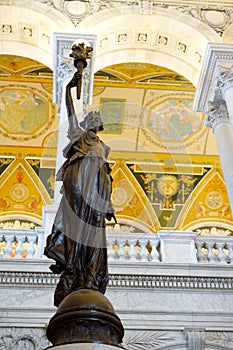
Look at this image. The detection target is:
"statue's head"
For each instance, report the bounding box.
[80,111,104,132]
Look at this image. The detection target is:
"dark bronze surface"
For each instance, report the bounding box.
[44,42,116,307]
[46,289,124,347]
[44,42,124,348]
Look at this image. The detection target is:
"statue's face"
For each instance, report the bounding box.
[97,123,104,132]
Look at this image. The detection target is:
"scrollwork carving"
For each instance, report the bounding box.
[205,98,229,129]
[0,327,50,350]
[205,332,233,349]
[124,330,181,350]
[217,64,233,96]
[38,1,233,36]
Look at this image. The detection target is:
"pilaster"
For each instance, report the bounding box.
[194,43,233,216]
[52,33,96,204]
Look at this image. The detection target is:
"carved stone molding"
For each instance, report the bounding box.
[124,330,186,350]
[217,64,233,97]
[205,98,230,129]
[0,327,50,350]
[35,0,233,35]
[1,271,233,290]
[53,33,96,116]
[205,331,233,349]
[194,43,233,113]
[185,328,205,350]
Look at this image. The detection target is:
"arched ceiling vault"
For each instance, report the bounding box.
[0,2,223,84]
[77,7,222,86]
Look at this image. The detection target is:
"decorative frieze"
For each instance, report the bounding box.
[1,326,233,350]
[36,0,233,36]
[205,331,233,349]
[0,327,50,350]
[1,271,233,290]
[124,330,184,349]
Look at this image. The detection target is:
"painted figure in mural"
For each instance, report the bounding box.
[44,69,116,307]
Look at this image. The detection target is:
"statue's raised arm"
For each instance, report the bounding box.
[44,41,115,308]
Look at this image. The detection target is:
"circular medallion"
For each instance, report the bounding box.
[10,183,28,202]
[206,191,223,209]
[157,175,178,196]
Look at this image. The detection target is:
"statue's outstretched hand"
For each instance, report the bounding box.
[106,213,117,223]
[67,71,81,89]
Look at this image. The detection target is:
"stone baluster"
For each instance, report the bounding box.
[3,235,14,258]
[108,239,119,260]
[226,242,233,263]
[0,234,4,257]
[205,242,216,263]
[117,239,126,260]
[140,239,149,261]
[27,235,37,258]
[15,236,25,258]
[196,241,208,263]
[135,239,142,261]
[127,239,137,261]
[149,239,160,262]
[36,227,45,259]
[215,242,227,264]
[123,240,131,260]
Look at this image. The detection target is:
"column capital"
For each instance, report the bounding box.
[217,64,233,98]
[205,97,230,130]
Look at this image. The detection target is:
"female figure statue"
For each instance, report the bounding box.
[44,72,115,307]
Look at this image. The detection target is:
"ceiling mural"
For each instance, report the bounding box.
[0,55,57,226]
[94,63,195,90]
[147,98,204,142]
[0,57,232,235]
[0,86,47,136]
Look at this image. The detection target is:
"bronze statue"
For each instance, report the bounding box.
[44,47,116,307]
[69,42,93,99]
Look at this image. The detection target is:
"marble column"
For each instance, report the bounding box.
[217,64,233,129]
[193,44,233,217]
[205,96,233,214]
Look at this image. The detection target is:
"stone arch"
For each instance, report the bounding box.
[0,2,73,69]
[77,7,222,86]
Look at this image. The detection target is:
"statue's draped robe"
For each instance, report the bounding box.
[44,130,113,306]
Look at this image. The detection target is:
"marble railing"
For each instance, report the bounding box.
[195,235,233,264]
[0,227,233,264]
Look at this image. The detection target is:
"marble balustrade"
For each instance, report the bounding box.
[1,227,233,264]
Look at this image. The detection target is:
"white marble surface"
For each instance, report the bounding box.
[158,230,197,263]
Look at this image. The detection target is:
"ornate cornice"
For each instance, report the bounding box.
[3,1,233,35]
[193,43,233,113]
[45,1,233,34]
[1,271,233,290]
